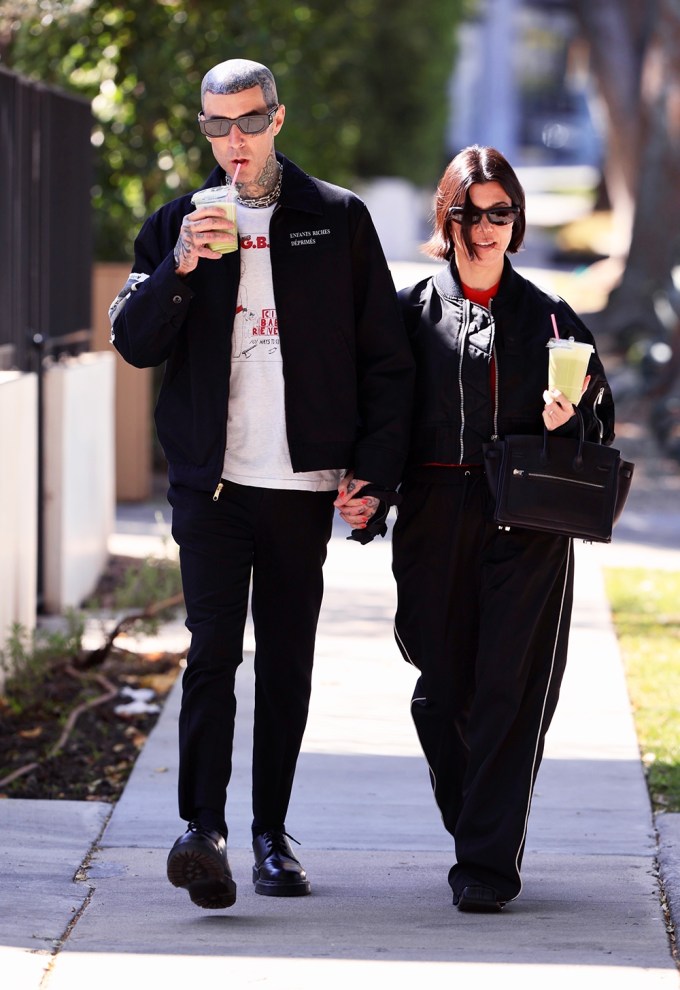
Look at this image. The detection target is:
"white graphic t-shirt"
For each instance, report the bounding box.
[222,202,343,491]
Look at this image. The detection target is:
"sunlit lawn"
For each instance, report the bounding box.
[605,568,680,812]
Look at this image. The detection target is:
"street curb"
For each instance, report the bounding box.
[656,812,680,955]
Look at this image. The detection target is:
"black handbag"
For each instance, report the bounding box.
[482,410,634,543]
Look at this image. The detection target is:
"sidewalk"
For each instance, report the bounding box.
[2,503,680,989]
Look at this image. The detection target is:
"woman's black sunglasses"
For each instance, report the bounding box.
[448,206,520,226]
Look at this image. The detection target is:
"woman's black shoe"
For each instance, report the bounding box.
[167,822,237,909]
[453,884,506,913]
[252,830,311,896]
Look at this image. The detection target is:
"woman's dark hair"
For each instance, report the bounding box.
[422,145,526,261]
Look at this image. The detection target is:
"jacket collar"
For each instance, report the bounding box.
[198,153,324,216]
[433,256,521,307]
[277,153,325,215]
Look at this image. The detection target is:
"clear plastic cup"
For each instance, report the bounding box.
[190,187,238,254]
[547,338,594,404]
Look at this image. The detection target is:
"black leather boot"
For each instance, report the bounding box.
[252,830,310,896]
[167,822,237,909]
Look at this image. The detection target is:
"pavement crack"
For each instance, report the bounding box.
[37,805,114,988]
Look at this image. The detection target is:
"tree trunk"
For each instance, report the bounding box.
[570,0,654,251]
[606,0,680,338]
[570,0,680,341]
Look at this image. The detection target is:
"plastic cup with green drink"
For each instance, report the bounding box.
[546,315,593,405]
[190,163,240,254]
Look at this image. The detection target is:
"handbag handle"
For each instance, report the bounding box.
[541,405,586,471]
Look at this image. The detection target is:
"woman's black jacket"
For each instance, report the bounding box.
[398,258,615,470]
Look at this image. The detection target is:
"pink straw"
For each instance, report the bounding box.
[550,313,560,339]
[229,162,242,199]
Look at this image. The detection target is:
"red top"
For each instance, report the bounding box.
[461,279,501,309]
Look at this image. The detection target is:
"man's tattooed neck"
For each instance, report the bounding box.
[229,155,282,208]
[232,155,278,198]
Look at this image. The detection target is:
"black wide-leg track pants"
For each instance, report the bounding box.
[168,481,335,837]
[392,469,574,902]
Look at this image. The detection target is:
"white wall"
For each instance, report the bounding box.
[357,178,427,262]
[0,372,38,672]
[43,352,116,613]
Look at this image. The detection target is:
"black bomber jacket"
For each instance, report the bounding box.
[110,153,414,493]
[398,258,615,470]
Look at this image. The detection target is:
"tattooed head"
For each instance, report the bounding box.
[201,59,278,109]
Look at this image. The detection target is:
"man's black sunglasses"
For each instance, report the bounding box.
[448,205,520,226]
[198,105,279,138]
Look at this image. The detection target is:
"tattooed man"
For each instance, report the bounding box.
[109,58,413,910]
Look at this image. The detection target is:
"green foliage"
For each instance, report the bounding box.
[2,0,466,260]
[108,555,182,612]
[0,611,85,715]
[108,554,183,634]
[605,567,680,812]
[0,551,182,711]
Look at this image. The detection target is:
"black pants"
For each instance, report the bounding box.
[392,470,573,901]
[169,481,335,837]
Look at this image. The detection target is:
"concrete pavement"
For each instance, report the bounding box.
[2,501,680,989]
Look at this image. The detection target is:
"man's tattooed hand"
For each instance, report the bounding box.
[173,206,234,275]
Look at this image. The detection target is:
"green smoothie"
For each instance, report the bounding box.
[547,338,593,404]
[190,187,238,254]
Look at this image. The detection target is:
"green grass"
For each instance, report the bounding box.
[604,568,680,812]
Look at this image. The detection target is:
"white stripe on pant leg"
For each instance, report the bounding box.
[394,622,418,667]
[396,621,448,830]
[410,694,446,830]
[511,539,572,897]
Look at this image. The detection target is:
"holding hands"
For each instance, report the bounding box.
[334,472,380,530]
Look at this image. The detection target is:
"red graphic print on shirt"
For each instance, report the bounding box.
[255,309,278,336]
[240,234,269,250]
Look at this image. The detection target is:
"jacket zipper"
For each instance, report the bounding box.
[457,297,499,454]
[491,343,500,441]
[593,386,605,442]
[457,300,470,463]
[489,299,499,440]
[489,298,499,440]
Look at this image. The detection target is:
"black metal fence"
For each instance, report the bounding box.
[0,67,93,373]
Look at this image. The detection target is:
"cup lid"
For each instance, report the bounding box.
[190,186,231,206]
[546,337,594,352]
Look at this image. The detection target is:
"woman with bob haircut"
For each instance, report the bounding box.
[392,145,614,912]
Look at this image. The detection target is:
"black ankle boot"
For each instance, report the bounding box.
[252,830,310,897]
[167,821,236,909]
